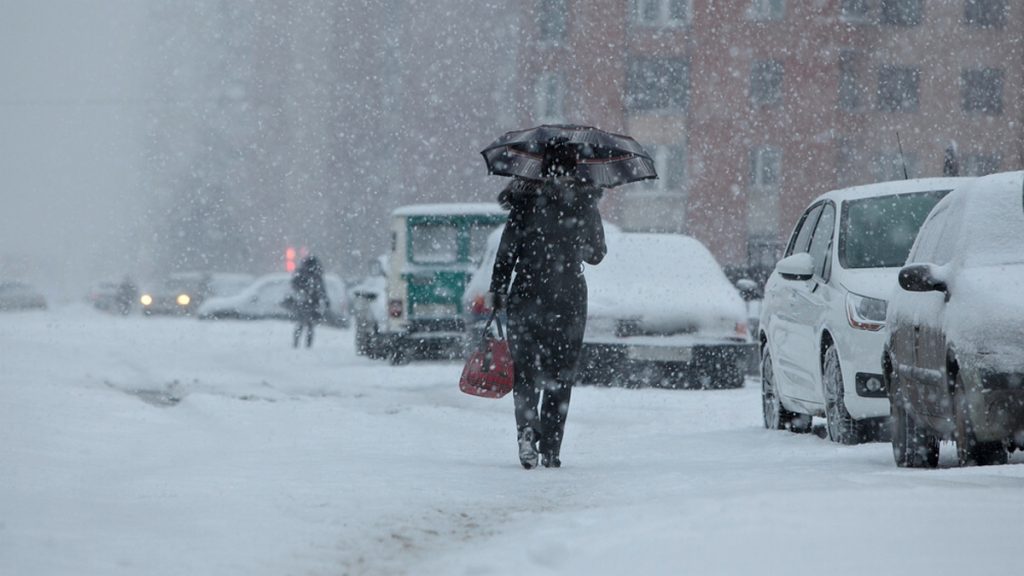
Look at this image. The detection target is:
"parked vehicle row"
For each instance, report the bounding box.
[760,171,1024,467]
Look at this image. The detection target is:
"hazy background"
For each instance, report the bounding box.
[1,0,148,300]
[1,0,520,301]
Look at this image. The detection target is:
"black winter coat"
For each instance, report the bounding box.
[489,179,606,383]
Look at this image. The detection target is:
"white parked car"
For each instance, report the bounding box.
[198,273,349,328]
[464,229,752,389]
[759,177,971,443]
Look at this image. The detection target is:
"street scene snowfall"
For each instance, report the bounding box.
[4,1,1024,575]
[2,307,1022,576]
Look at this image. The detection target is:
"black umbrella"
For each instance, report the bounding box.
[481,124,657,188]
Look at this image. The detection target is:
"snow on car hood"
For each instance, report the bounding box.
[585,233,745,338]
[838,267,899,300]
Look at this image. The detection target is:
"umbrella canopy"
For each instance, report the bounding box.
[481,124,658,188]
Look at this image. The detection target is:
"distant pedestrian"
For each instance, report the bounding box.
[116,275,137,316]
[489,141,607,469]
[289,256,329,348]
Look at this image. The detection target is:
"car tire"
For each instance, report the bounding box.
[823,345,863,445]
[761,347,812,433]
[889,371,939,468]
[954,373,1008,467]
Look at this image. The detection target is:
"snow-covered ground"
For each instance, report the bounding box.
[2,305,1022,576]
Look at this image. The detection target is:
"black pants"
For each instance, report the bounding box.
[508,274,587,457]
[293,318,315,348]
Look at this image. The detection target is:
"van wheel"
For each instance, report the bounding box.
[954,373,1007,466]
[890,374,938,468]
[762,348,812,433]
[823,346,863,445]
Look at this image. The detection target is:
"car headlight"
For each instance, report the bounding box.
[177,294,191,306]
[846,292,886,331]
[140,294,153,306]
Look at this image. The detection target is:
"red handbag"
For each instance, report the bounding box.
[459,312,515,398]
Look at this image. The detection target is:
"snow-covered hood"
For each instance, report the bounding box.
[585,234,745,339]
[838,267,900,301]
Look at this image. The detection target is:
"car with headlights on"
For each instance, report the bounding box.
[884,171,1024,467]
[759,177,970,443]
[140,272,252,317]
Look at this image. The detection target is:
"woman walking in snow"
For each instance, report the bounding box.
[488,141,606,469]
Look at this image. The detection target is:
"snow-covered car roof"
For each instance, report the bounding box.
[929,170,1024,267]
[586,233,745,335]
[465,228,743,337]
[811,176,973,205]
[391,203,507,218]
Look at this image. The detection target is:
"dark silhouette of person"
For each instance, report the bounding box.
[290,256,329,348]
[116,276,137,316]
[489,140,607,469]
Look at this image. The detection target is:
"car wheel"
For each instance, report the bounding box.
[953,373,1008,467]
[761,347,812,433]
[823,346,863,445]
[889,371,939,468]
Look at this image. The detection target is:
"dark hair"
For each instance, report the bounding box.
[541,140,578,177]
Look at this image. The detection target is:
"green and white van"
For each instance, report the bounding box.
[372,203,507,362]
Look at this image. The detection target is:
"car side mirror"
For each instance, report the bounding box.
[898,264,947,293]
[775,253,815,282]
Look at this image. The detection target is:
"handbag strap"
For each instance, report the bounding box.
[482,310,506,340]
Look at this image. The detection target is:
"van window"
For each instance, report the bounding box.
[410,223,459,264]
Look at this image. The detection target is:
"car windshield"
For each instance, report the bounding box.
[839,190,949,269]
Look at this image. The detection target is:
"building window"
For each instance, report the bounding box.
[626,57,689,112]
[962,68,1004,115]
[751,60,784,107]
[748,147,782,264]
[963,153,1002,176]
[751,147,781,188]
[877,65,919,112]
[748,0,785,21]
[838,50,865,111]
[534,73,564,123]
[638,144,687,194]
[537,0,567,42]
[965,0,1007,28]
[880,0,922,26]
[840,0,871,21]
[633,0,691,26]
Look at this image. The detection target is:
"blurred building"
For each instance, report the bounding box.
[515,0,1023,275]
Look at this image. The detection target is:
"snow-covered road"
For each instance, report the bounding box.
[2,305,1021,576]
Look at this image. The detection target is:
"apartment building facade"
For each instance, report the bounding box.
[516,0,1023,274]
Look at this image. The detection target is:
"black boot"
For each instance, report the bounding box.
[518,427,538,469]
[541,453,561,468]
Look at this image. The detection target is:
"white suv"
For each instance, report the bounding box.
[758,177,971,443]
